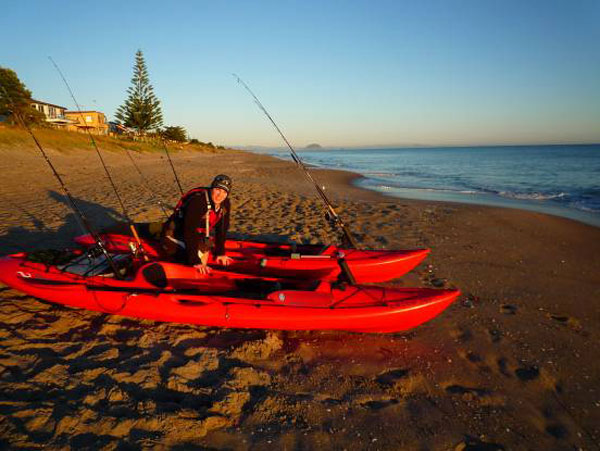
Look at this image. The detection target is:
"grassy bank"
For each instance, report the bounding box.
[0,124,223,154]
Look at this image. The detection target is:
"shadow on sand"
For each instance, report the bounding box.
[0,190,127,255]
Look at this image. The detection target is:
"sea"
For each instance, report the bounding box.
[252,144,600,227]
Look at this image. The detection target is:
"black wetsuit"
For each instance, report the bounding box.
[161,188,230,265]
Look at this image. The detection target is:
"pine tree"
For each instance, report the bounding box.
[115,50,163,133]
[162,125,187,142]
[0,67,46,125]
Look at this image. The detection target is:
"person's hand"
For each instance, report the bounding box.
[194,264,212,275]
[215,255,233,266]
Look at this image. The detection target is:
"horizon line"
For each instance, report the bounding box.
[230,141,600,150]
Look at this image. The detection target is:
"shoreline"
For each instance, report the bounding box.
[307,165,600,235]
[262,150,600,229]
[0,145,599,448]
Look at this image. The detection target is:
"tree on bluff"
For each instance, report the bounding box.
[0,67,46,126]
[161,125,187,142]
[115,50,163,134]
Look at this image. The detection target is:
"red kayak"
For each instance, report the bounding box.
[74,230,429,283]
[0,251,458,333]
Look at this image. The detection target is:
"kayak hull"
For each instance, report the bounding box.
[0,254,458,333]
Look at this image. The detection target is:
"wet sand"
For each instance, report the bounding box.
[0,140,599,449]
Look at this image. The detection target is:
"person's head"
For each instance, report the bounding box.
[210,174,232,205]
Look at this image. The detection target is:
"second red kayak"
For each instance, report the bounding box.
[74,228,429,283]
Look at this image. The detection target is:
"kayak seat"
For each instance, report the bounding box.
[141,263,168,288]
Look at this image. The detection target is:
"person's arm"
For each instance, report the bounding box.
[182,194,210,265]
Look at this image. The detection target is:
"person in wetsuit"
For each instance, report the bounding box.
[161,174,233,274]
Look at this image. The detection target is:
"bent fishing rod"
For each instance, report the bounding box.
[233,74,358,249]
[49,56,149,260]
[0,84,123,278]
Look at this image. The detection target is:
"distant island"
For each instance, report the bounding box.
[305,143,322,149]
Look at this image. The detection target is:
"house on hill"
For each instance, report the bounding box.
[27,100,109,135]
[64,110,109,135]
[30,99,74,127]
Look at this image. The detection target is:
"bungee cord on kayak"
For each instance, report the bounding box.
[48,56,149,261]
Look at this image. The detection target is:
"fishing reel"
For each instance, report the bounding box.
[324,211,337,228]
[87,245,105,260]
[324,212,355,249]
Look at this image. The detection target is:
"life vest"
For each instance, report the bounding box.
[161,187,225,252]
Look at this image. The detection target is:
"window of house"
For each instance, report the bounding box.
[85,116,92,123]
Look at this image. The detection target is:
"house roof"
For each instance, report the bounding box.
[64,110,105,114]
[30,99,67,109]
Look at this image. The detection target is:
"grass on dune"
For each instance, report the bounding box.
[0,124,222,154]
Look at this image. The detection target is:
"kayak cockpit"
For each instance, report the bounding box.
[138,261,322,299]
[58,252,132,277]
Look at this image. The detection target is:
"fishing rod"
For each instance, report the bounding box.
[49,56,148,260]
[120,145,171,218]
[0,84,124,278]
[233,74,358,249]
[160,137,184,196]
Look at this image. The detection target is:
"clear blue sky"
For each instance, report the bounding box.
[1,0,599,147]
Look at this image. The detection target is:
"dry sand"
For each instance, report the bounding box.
[0,139,599,449]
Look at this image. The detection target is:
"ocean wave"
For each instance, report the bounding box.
[374,185,479,195]
[363,170,443,180]
[569,203,600,213]
[498,191,567,201]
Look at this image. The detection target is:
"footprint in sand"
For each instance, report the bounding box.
[545,423,569,439]
[464,351,483,363]
[361,398,399,411]
[488,328,503,343]
[457,350,492,374]
[546,313,582,332]
[450,327,473,343]
[499,304,517,315]
[445,384,491,398]
[375,368,410,387]
[455,435,505,450]
[496,358,512,377]
[540,406,571,440]
[514,365,539,381]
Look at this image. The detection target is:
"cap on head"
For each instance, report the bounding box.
[211,174,232,194]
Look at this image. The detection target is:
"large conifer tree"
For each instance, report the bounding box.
[115,50,163,133]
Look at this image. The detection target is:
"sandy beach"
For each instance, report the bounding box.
[0,134,599,449]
